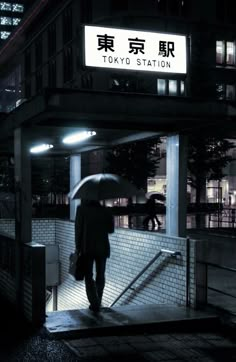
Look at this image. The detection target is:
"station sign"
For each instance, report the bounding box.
[84,25,187,74]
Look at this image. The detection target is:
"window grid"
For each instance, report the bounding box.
[0,30,10,38]
[157,79,185,96]
[12,17,20,25]
[0,2,11,11]
[0,16,11,25]
[216,40,235,66]
[216,83,236,100]
[12,3,24,12]
[0,2,24,12]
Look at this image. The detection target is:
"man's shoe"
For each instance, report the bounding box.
[89,304,100,313]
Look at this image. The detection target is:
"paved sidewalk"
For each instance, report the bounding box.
[64,330,236,362]
[1,297,236,361]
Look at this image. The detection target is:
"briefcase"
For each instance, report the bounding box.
[69,252,85,281]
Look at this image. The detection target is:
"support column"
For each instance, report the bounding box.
[166,134,188,237]
[70,154,81,221]
[14,127,32,243]
[14,127,32,310]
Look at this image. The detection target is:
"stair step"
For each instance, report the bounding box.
[45,304,220,339]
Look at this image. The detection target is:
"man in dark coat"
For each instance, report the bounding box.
[75,200,114,312]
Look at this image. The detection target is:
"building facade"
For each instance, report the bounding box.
[16,0,236,103]
[0,0,235,323]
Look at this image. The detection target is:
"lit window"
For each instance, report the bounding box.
[216,40,235,65]
[6,104,15,112]
[157,79,185,96]
[216,83,224,100]
[12,17,20,25]
[0,2,11,11]
[0,30,10,39]
[226,84,235,100]
[169,80,177,96]
[216,83,235,100]
[12,3,24,12]
[226,42,235,65]
[180,80,185,95]
[216,41,225,64]
[157,79,166,95]
[0,16,12,25]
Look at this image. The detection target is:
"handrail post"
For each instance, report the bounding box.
[186,237,190,307]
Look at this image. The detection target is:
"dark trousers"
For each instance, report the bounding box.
[143,215,161,230]
[84,256,107,308]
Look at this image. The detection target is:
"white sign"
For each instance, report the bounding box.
[84,25,187,74]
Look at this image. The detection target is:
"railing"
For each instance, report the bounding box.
[197,261,236,312]
[208,207,236,228]
[109,249,181,307]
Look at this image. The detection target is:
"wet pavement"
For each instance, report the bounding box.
[64,330,236,362]
[45,304,220,339]
[1,297,236,361]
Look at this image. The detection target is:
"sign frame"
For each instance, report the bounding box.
[83,25,188,75]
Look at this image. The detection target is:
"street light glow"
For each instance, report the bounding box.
[62,131,96,144]
[30,144,53,154]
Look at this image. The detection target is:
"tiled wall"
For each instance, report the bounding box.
[0,219,15,237]
[50,220,196,311]
[0,218,197,313]
[0,218,56,244]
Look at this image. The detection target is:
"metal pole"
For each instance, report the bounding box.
[52,286,58,311]
[186,237,190,307]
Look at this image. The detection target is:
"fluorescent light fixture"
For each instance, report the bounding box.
[63,131,96,145]
[30,144,53,154]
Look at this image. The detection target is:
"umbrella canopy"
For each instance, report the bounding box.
[69,173,142,200]
[146,192,166,203]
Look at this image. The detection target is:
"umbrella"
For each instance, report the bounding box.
[146,192,166,203]
[69,173,142,200]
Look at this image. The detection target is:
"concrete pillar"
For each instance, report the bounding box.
[166,134,188,237]
[14,127,32,243]
[14,127,32,312]
[70,154,81,221]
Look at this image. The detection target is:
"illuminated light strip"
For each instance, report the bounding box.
[30,143,53,154]
[63,131,96,144]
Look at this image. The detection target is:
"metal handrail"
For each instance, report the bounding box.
[109,249,181,307]
[197,260,236,273]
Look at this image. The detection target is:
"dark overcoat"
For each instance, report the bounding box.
[75,203,114,258]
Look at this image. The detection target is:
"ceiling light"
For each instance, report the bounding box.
[62,131,96,145]
[30,144,53,154]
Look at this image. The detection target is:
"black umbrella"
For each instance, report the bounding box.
[146,192,166,203]
[69,173,143,200]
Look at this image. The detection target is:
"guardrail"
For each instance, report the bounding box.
[197,260,236,309]
[208,207,235,228]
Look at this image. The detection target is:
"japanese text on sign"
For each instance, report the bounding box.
[84,26,187,74]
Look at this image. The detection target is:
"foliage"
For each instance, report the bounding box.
[32,156,69,202]
[105,137,163,190]
[0,157,14,192]
[188,135,235,202]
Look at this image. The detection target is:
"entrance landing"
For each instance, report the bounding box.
[45,304,219,339]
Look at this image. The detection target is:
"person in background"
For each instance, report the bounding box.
[75,199,114,312]
[143,198,162,231]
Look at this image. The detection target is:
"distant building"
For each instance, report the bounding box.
[0,0,236,202]
[0,1,26,45]
[0,0,33,112]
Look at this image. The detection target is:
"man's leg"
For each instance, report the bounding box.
[84,256,100,311]
[143,216,149,229]
[95,257,107,305]
[151,217,155,230]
